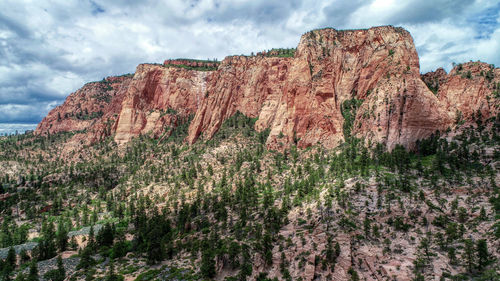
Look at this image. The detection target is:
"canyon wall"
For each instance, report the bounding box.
[35,26,499,150]
[113,63,212,144]
[187,26,452,150]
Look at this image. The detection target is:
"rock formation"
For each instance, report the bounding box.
[35,26,499,150]
[113,63,211,144]
[35,75,132,142]
[422,62,499,124]
[187,26,453,150]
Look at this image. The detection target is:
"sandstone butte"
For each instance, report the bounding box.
[35,26,500,151]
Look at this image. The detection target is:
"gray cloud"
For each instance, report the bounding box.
[0,0,499,133]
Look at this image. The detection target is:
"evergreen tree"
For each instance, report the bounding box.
[14,273,26,281]
[200,247,216,279]
[19,249,30,265]
[238,244,252,281]
[463,239,475,273]
[111,240,128,260]
[105,260,121,281]
[87,225,96,251]
[262,232,273,266]
[146,223,164,264]
[476,239,489,271]
[77,247,95,270]
[325,237,341,271]
[448,247,457,265]
[1,261,12,281]
[26,261,38,281]
[479,207,487,220]
[418,237,432,262]
[69,236,78,251]
[348,267,360,281]
[6,247,16,270]
[228,241,240,269]
[38,221,56,261]
[1,220,13,248]
[56,255,65,280]
[56,223,68,252]
[43,255,65,281]
[97,223,114,248]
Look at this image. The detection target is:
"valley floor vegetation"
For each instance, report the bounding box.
[0,110,499,280]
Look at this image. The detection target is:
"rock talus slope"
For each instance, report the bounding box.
[36,26,499,150]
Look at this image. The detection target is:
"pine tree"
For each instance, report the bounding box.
[69,236,78,251]
[14,273,26,281]
[38,221,56,260]
[1,264,12,281]
[463,239,475,273]
[448,247,457,265]
[479,207,487,221]
[19,249,30,265]
[6,247,16,270]
[57,255,65,280]
[363,217,371,238]
[146,223,164,264]
[476,239,489,271]
[228,241,240,269]
[348,267,360,281]
[105,260,120,281]
[262,232,273,266]
[1,220,13,248]
[238,244,252,281]
[200,248,216,278]
[56,223,68,252]
[418,237,432,262]
[87,225,96,251]
[43,255,65,281]
[97,223,114,248]
[325,237,340,271]
[26,261,38,281]
[77,247,95,270]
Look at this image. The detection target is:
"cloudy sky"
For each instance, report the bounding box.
[1,0,499,134]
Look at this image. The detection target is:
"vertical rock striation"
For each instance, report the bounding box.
[187,26,452,150]
[113,64,212,144]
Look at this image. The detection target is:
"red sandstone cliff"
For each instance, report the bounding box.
[113,63,212,144]
[422,62,499,124]
[35,26,499,150]
[187,26,452,150]
[35,75,132,142]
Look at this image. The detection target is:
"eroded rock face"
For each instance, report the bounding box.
[36,26,499,150]
[421,67,447,94]
[113,64,212,144]
[186,55,293,146]
[188,26,452,150]
[35,75,132,141]
[431,62,499,124]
